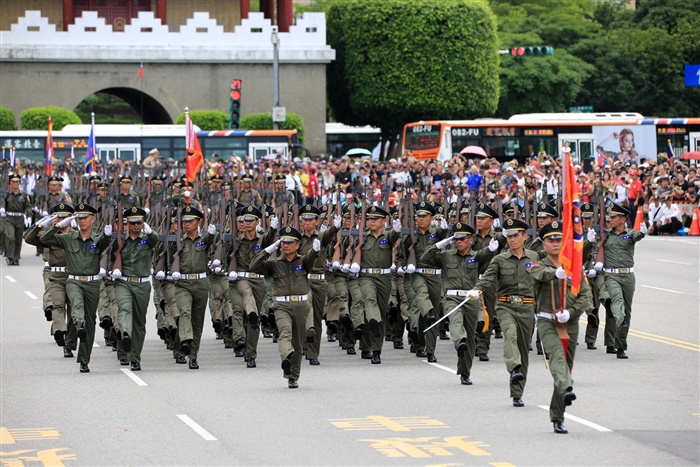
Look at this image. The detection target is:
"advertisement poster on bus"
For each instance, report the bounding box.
[592,125,657,164]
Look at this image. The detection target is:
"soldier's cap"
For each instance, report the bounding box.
[279,226,302,243]
[50,203,74,218]
[75,203,97,218]
[27,163,36,169]
[475,203,498,219]
[8,174,21,182]
[97,182,108,189]
[366,205,389,218]
[240,205,262,221]
[125,206,147,222]
[537,202,558,218]
[211,175,224,182]
[263,204,275,216]
[390,205,400,216]
[342,204,352,217]
[170,180,182,188]
[415,201,435,216]
[581,202,594,218]
[452,222,476,238]
[502,218,528,236]
[300,204,321,219]
[606,202,630,218]
[435,205,445,218]
[89,175,102,183]
[149,148,159,155]
[502,200,516,214]
[539,221,563,240]
[274,173,286,182]
[151,175,166,184]
[120,175,133,183]
[48,175,64,184]
[320,204,330,214]
[241,174,253,182]
[181,206,204,221]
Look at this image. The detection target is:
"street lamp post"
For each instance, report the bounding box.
[271,26,280,131]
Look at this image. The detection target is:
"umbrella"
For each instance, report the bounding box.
[459,145,488,158]
[679,151,700,160]
[344,147,372,157]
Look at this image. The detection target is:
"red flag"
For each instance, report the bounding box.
[559,151,583,295]
[45,116,54,176]
[185,112,203,183]
[138,63,143,78]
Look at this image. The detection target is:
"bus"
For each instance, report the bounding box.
[0,124,299,165]
[402,113,700,164]
[325,122,381,158]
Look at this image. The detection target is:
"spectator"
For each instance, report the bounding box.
[649,196,683,235]
[466,165,482,195]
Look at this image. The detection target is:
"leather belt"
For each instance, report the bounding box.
[50,266,66,273]
[182,273,208,280]
[415,268,441,275]
[117,276,150,283]
[446,290,470,297]
[68,274,101,282]
[6,212,24,217]
[275,294,308,302]
[498,295,535,304]
[603,267,634,274]
[238,272,263,279]
[537,312,555,320]
[307,273,325,280]
[360,268,391,275]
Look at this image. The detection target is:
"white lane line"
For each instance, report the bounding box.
[120,368,148,386]
[539,406,612,432]
[640,284,683,294]
[24,291,38,300]
[177,414,217,441]
[424,361,457,374]
[657,259,691,265]
[92,342,100,348]
[5,276,16,282]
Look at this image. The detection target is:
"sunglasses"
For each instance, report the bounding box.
[454,236,472,242]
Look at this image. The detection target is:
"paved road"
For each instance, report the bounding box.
[1,237,698,466]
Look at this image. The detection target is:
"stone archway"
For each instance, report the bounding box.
[77,87,173,124]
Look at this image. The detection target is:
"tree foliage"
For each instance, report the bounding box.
[175,110,229,131]
[0,106,16,131]
[240,112,306,144]
[20,106,81,130]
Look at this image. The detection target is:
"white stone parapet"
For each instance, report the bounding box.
[1,11,334,63]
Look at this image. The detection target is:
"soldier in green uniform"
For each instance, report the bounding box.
[473,203,507,361]
[117,175,141,209]
[40,203,111,373]
[170,206,217,368]
[471,218,540,407]
[250,226,320,388]
[332,206,358,354]
[387,205,408,350]
[110,207,158,371]
[2,173,32,265]
[25,204,78,357]
[591,202,645,359]
[237,174,263,207]
[526,202,558,253]
[527,221,592,434]
[45,175,73,211]
[421,222,497,385]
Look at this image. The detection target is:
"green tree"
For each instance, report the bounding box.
[327,0,500,158]
[0,106,16,131]
[20,106,82,130]
[240,112,306,144]
[175,110,229,131]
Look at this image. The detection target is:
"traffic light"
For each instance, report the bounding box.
[229,79,242,129]
[509,46,554,57]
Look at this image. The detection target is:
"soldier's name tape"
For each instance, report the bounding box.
[275,294,308,302]
[415,268,442,275]
[116,276,150,283]
[497,295,535,304]
[603,267,634,274]
[360,268,392,275]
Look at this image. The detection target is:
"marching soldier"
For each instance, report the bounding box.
[238,174,263,207]
[527,221,592,434]
[117,175,141,209]
[1,173,32,265]
[40,203,111,373]
[526,201,558,252]
[249,226,321,388]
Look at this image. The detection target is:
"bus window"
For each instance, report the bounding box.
[405,124,441,151]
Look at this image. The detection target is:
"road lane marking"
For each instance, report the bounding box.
[120,368,147,386]
[92,342,100,348]
[24,291,38,300]
[598,319,700,352]
[657,259,691,265]
[639,285,683,294]
[425,362,457,374]
[5,276,16,283]
[538,406,612,432]
[176,415,216,441]
[330,416,449,431]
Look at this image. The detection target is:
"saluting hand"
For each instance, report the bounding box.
[392,219,402,233]
[435,236,454,250]
[269,216,279,229]
[264,239,281,254]
[207,224,217,235]
[488,238,499,252]
[587,228,596,243]
[104,224,113,236]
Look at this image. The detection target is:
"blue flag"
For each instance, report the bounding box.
[85,113,97,173]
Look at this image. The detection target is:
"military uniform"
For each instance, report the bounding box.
[3,174,32,265]
[237,174,263,207]
[117,175,141,209]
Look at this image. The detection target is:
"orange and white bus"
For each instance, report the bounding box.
[402,113,700,164]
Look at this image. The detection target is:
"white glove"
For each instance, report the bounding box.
[431,219,438,228]
[208,224,217,235]
[312,238,321,252]
[555,309,570,323]
[171,271,181,281]
[587,269,597,278]
[390,263,397,273]
[265,239,281,254]
[144,208,150,215]
[435,236,454,250]
[440,218,448,230]
[639,222,647,234]
[397,266,406,276]
[332,192,338,204]
[42,210,48,216]
[155,271,165,280]
[269,216,279,229]
[350,262,360,274]
[319,224,328,233]
[334,215,342,229]
[593,262,603,272]
[587,228,596,243]
[104,224,113,236]
[392,219,402,233]
[493,218,501,229]
[38,214,56,228]
[256,224,264,233]
[0,207,5,216]
[58,214,78,229]
[228,271,238,281]
[97,268,106,280]
[111,269,122,279]
[183,190,191,198]
[488,238,499,252]
[142,222,152,235]
[466,289,481,300]
[555,266,567,279]
[24,215,31,228]
[211,259,221,268]
[406,264,416,274]
[71,219,78,229]
[214,266,222,274]
[332,260,341,270]
[341,263,350,273]
[150,268,154,275]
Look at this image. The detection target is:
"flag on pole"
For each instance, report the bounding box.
[667,139,674,165]
[9,146,16,169]
[596,146,606,166]
[185,110,203,182]
[559,149,583,296]
[85,113,97,174]
[138,62,144,78]
[45,116,54,176]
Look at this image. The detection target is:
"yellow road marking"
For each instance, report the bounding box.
[584,318,700,352]
[330,416,449,432]
[0,428,60,445]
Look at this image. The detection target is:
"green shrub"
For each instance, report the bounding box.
[240,112,305,144]
[0,107,16,131]
[175,110,229,131]
[20,106,82,130]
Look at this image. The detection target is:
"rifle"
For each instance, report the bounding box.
[342,198,356,266]
[211,191,225,269]
[99,201,115,273]
[406,191,417,268]
[153,206,171,276]
[292,202,299,230]
[330,185,343,266]
[111,200,124,274]
[595,173,606,265]
[170,207,182,276]
[350,191,367,267]
[226,184,239,273]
